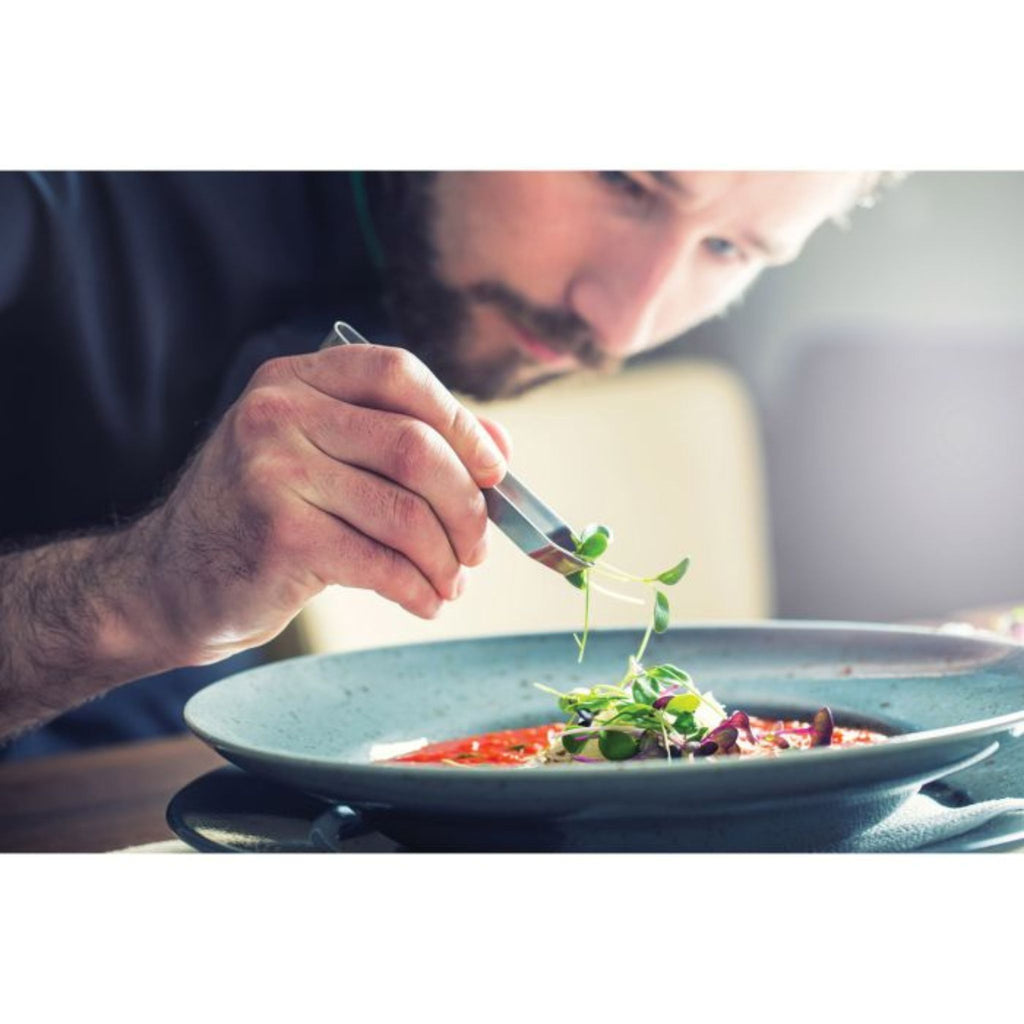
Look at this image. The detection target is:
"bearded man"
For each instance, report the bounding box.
[0,170,875,755]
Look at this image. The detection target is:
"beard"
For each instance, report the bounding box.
[371,172,621,401]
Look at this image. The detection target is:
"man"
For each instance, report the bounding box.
[0,170,874,756]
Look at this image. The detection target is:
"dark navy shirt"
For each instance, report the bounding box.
[0,171,389,759]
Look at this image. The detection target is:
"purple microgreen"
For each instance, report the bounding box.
[721,710,756,744]
[809,707,835,747]
[695,726,739,757]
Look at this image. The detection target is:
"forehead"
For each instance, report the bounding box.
[660,170,868,231]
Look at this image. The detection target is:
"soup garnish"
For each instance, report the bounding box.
[376,521,887,767]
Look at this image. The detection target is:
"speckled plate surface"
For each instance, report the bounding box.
[184,622,1024,851]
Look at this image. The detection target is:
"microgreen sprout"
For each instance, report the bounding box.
[535,656,726,763]
[530,522,851,766]
[540,519,725,763]
[567,522,690,663]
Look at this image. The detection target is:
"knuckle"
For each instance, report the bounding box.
[385,486,431,535]
[233,386,295,445]
[277,454,311,494]
[388,418,437,481]
[238,452,279,498]
[250,355,297,386]
[373,344,425,389]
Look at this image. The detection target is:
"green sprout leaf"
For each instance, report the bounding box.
[564,515,691,670]
[575,524,612,563]
[656,557,690,586]
[598,730,640,760]
[673,711,698,734]
[610,701,654,719]
[666,693,701,714]
[577,531,610,560]
[646,664,691,682]
[578,523,612,547]
[561,733,589,755]
[631,677,658,705]
[653,590,670,633]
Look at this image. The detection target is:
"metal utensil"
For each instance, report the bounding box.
[320,321,588,577]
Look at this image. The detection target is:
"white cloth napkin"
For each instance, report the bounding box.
[825,794,1024,852]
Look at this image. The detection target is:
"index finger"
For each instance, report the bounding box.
[293,344,509,488]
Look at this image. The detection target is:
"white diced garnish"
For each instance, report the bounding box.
[369,737,429,761]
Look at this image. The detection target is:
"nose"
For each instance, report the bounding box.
[565,225,689,356]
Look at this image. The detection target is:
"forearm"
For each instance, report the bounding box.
[0,523,181,741]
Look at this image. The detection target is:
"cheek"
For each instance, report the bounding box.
[708,262,762,306]
[434,173,589,296]
[651,261,762,340]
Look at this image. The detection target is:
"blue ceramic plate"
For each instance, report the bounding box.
[184,622,1024,851]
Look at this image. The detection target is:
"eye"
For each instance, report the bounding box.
[703,236,744,262]
[597,171,651,204]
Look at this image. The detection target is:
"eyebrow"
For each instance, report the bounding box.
[650,171,691,196]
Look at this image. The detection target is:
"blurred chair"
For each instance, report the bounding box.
[296,358,771,654]
[765,326,1024,622]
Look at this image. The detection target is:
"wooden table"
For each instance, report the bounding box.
[0,734,224,852]
[2,604,1020,853]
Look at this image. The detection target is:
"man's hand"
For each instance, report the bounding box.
[0,343,510,740]
[137,343,511,664]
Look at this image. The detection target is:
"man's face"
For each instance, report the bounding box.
[384,171,871,400]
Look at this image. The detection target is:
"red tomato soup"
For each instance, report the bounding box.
[385,716,886,766]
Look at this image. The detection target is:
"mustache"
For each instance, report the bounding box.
[466,280,617,372]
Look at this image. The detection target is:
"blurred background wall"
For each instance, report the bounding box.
[642,171,1024,622]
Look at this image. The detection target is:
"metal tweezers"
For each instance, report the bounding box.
[321,321,589,577]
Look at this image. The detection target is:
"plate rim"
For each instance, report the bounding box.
[184,619,1024,782]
